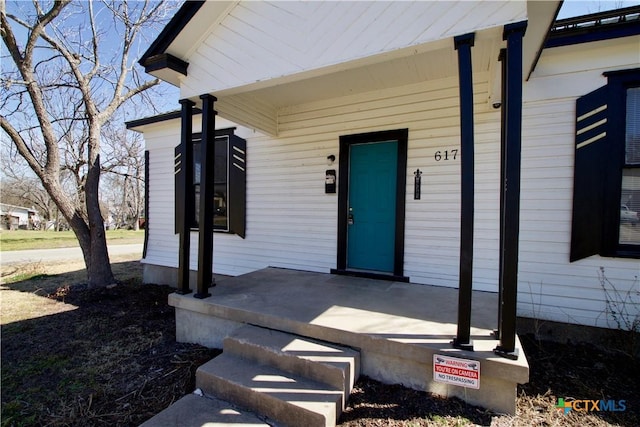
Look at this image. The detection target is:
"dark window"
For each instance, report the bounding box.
[620,87,640,245]
[175,128,246,238]
[571,68,640,260]
[194,134,230,230]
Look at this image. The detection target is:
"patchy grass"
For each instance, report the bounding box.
[1,256,218,427]
[0,229,144,251]
[0,261,50,283]
[1,258,638,427]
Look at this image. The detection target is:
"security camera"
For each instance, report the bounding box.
[492,102,502,109]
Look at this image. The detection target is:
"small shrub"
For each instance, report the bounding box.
[597,267,640,358]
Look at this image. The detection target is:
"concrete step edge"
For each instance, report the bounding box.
[225,324,360,394]
[138,392,269,427]
[197,353,342,427]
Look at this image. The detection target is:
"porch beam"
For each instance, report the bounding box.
[176,98,195,295]
[495,21,527,360]
[453,32,475,351]
[195,94,217,299]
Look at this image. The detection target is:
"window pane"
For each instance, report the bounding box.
[619,168,640,245]
[192,137,229,230]
[626,87,640,165]
[214,138,228,229]
[194,184,200,227]
[193,142,201,227]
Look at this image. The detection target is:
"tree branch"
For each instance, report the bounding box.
[86,0,100,81]
[2,1,70,176]
[100,77,160,121]
[0,115,45,178]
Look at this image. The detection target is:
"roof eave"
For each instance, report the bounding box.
[545,5,640,48]
[138,0,205,67]
[143,53,189,87]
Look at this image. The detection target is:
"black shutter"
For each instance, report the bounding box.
[570,85,609,261]
[174,134,196,234]
[174,144,184,235]
[143,150,149,259]
[228,135,247,238]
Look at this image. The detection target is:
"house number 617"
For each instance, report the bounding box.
[434,149,458,161]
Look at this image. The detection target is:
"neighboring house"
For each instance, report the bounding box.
[0,203,40,230]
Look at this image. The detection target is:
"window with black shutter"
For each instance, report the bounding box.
[570,68,640,261]
[175,128,246,239]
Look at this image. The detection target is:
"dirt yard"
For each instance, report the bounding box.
[1,257,638,426]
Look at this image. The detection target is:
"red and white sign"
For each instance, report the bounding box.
[433,354,480,389]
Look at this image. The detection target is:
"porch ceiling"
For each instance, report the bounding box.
[156,1,559,136]
[208,26,504,136]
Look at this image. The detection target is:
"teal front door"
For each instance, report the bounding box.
[347,141,398,272]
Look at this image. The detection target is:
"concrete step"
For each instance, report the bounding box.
[197,353,344,427]
[224,324,360,407]
[138,392,269,427]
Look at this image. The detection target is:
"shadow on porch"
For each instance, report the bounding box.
[169,267,529,415]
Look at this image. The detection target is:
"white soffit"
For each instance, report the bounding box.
[221,25,504,110]
[165,1,237,61]
[524,0,562,79]
[177,1,527,99]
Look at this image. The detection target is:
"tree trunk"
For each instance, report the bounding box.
[84,125,116,287]
[86,223,115,287]
[1,0,166,287]
[40,175,115,287]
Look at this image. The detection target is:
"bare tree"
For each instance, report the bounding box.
[0,0,175,287]
[101,121,145,230]
[1,176,57,222]
[1,134,73,226]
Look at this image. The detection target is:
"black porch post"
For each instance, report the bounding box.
[195,94,217,299]
[495,21,527,360]
[495,49,507,336]
[176,98,195,294]
[453,32,475,351]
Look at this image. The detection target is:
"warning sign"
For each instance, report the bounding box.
[433,355,480,389]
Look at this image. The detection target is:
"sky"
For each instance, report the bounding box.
[557,0,640,19]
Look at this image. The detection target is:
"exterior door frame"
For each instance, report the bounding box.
[334,128,409,281]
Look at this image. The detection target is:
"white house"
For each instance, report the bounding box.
[0,203,40,230]
[128,1,640,420]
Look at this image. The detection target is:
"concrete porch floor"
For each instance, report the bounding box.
[168,267,529,414]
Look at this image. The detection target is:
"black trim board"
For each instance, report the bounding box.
[546,5,640,48]
[336,129,408,279]
[139,1,205,66]
[143,53,189,77]
[330,268,409,283]
[603,69,640,258]
[126,108,202,130]
[143,150,150,259]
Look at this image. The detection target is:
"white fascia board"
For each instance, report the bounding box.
[165,1,238,69]
[525,0,563,79]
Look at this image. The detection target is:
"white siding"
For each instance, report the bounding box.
[142,35,640,330]
[518,37,640,328]
[145,74,503,293]
[143,122,181,270]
